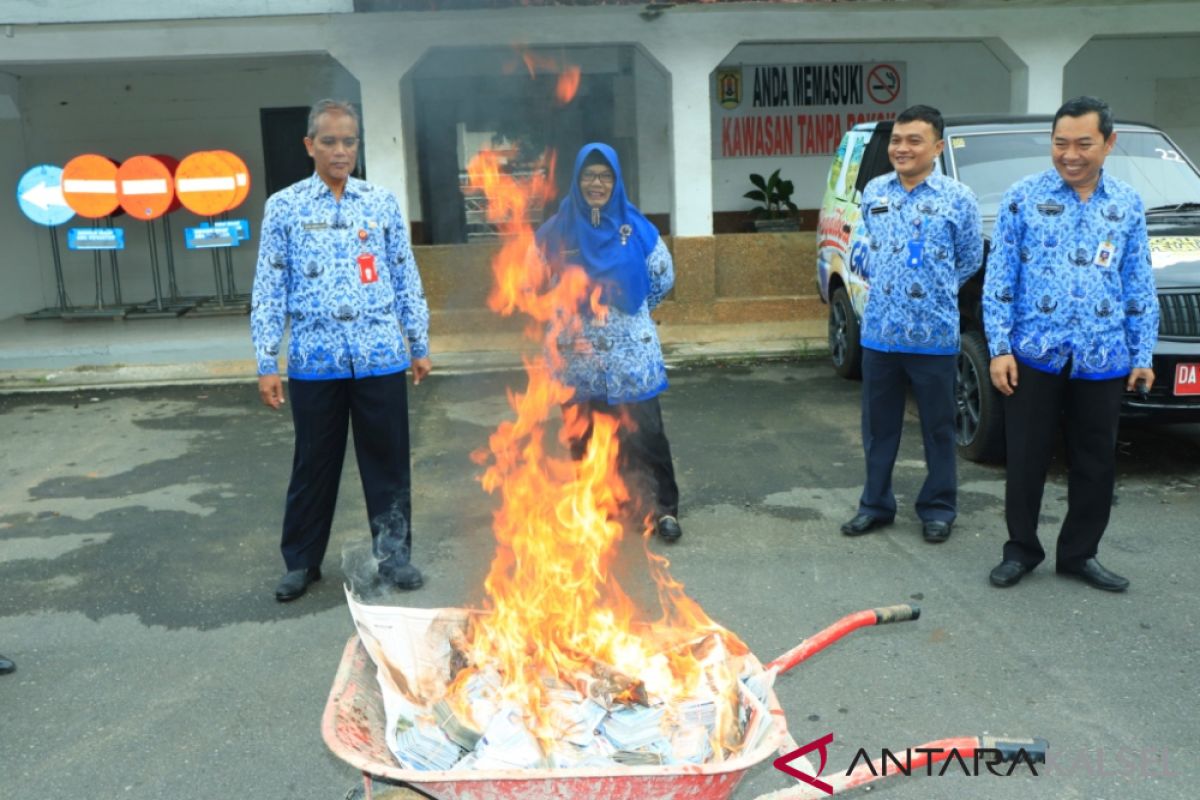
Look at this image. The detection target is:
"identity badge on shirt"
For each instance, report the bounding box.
[357,253,378,284]
[1094,240,1116,268]
[907,239,924,269]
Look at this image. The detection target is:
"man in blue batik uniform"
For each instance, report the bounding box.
[842,105,983,544]
[985,96,1159,592]
[251,99,432,601]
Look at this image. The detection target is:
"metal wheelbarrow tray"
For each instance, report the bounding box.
[322,603,1043,800]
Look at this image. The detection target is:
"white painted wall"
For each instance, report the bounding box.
[0,118,46,318]
[0,0,350,24]
[3,56,357,316]
[714,41,1011,212]
[1066,35,1200,161]
[633,47,671,216]
[2,5,1200,316]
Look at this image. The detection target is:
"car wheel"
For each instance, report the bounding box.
[829,287,862,379]
[956,330,1004,463]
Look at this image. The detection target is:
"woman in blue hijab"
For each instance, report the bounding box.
[536,143,683,542]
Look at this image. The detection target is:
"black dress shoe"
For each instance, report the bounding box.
[380,561,425,590]
[0,655,14,675]
[989,560,1030,588]
[274,566,321,602]
[840,513,893,536]
[1057,558,1129,592]
[922,520,953,544]
[656,515,683,543]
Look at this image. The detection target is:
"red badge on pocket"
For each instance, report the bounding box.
[357,253,377,284]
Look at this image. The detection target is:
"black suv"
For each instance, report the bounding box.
[818,116,1200,462]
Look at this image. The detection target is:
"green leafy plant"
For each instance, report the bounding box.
[744,169,799,219]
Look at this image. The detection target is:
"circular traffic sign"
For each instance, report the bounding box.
[153,155,183,214]
[174,151,239,216]
[62,154,121,218]
[16,164,75,227]
[211,150,251,211]
[867,64,901,105]
[117,155,176,220]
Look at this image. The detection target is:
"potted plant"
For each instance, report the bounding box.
[744,169,800,231]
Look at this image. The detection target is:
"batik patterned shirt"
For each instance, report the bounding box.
[984,169,1159,379]
[859,171,984,356]
[558,238,674,405]
[250,174,430,380]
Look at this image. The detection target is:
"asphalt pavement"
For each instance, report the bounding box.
[1,361,1198,800]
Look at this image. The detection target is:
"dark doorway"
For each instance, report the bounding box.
[259,106,368,197]
[412,52,633,245]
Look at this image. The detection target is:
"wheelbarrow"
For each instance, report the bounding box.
[322,603,1046,799]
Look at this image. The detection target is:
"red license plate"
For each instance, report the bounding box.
[1176,362,1200,396]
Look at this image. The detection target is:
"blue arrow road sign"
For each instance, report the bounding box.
[17,164,76,227]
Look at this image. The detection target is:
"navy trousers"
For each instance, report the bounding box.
[1001,361,1124,569]
[280,372,413,571]
[566,396,680,518]
[858,348,958,523]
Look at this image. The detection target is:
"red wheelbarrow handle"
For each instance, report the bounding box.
[759,735,1049,799]
[764,604,920,676]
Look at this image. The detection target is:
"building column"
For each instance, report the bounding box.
[0,71,19,120]
[986,34,1090,114]
[328,47,427,223]
[641,38,735,237]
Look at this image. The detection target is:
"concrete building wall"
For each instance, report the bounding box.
[2,5,1200,318]
[0,0,350,24]
[1,117,45,317]
[4,57,357,315]
[1066,35,1200,160]
[633,47,672,216]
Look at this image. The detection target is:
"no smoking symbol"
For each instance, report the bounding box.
[868,64,901,104]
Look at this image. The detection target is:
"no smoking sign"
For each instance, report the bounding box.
[867,64,901,105]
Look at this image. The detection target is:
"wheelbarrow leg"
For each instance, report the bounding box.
[347,774,430,800]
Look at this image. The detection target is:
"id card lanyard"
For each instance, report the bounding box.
[907,214,925,269]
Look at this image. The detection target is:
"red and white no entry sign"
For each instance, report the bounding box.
[117,155,176,220]
[62,154,120,219]
[174,151,240,216]
[211,150,251,211]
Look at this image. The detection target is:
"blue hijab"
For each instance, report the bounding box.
[536,143,661,314]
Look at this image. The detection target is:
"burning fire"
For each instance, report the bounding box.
[513,48,582,105]
[556,66,582,105]
[452,149,750,757]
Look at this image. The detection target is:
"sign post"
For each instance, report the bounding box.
[16,164,76,319]
[61,154,126,318]
[118,154,187,318]
[176,151,238,312]
[213,150,251,300]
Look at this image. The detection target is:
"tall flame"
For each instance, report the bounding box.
[512,48,582,106]
[459,147,748,754]
[556,65,582,105]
